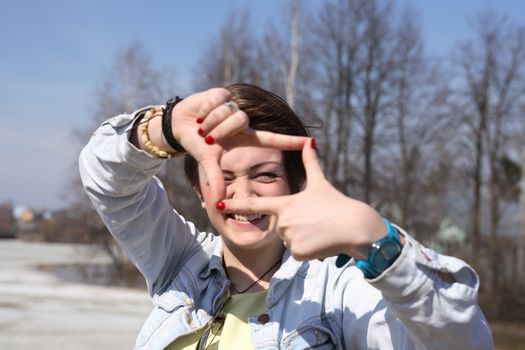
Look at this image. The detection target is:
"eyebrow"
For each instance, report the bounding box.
[222,161,284,175]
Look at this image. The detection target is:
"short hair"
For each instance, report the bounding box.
[184,83,310,194]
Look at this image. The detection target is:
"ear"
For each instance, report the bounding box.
[193,186,206,209]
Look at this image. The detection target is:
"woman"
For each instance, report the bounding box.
[79,84,492,349]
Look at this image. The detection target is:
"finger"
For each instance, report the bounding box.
[199,158,226,202]
[220,196,285,215]
[228,130,309,150]
[202,109,249,142]
[195,88,232,122]
[302,138,325,183]
[199,102,241,135]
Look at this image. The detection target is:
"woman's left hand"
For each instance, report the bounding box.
[220,139,387,261]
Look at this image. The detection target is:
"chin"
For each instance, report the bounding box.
[220,217,278,249]
[222,229,275,250]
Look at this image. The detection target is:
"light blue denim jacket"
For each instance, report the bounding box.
[79,108,493,350]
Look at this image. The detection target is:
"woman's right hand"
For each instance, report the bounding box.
[146,88,309,202]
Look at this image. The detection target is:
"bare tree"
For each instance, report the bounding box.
[193,1,307,108]
[518,151,525,291]
[306,0,363,193]
[91,42,175,124]
[354,0,397,204]
[72,42,211,270]
[305,0,398,206]
[192,11,256,90]
[253,0,302,107]
[70,42,176,210]
[456,11,525,289]
[285,1,300,108]
[381,6,454,235]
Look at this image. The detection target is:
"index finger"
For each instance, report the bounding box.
[195,88,232,121]
[231,129,309,150]
[220,196,288,215]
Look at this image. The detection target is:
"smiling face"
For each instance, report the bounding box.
[198,146,290,251]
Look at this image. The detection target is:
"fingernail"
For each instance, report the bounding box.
[196,117,204,124]
[197,128,204,136]
[310,138,316,149]
[205,135,214,145]
[216,201,226,210]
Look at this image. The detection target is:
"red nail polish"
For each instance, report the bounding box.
[216,201,226,210]
[197,128,204,136]
[310,138,316,149]
[205,135,214,145]
[196,117,204,124]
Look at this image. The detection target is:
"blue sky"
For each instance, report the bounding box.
[1,0,524,210]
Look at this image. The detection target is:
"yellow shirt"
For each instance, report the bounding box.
[166,290,268,350]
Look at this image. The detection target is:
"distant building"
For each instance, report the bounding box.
[17,207,44,241]
[433,218,467,254]
[0,203,16,238]
[17,207,95,243]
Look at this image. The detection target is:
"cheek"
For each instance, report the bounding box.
[255,181,290,196]
[200,187,215,209]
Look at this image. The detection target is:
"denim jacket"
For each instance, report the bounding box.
[79,108,493,350]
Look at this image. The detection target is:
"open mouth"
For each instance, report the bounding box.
[227,213,267,223]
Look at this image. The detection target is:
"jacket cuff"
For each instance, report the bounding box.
[368,226,479,302]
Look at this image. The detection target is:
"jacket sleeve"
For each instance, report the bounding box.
[78,109,215,297]
[337,228,493,350]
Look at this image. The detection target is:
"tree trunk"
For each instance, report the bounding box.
[517,151,525,291]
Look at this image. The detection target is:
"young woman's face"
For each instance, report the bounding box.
[198,146,290,250]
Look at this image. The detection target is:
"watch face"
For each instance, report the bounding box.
[370,238,403,272]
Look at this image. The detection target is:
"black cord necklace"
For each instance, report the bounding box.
[225,258,282,294]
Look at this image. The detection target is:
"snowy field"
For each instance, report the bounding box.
[0,240,152,349]
[2,240,524,349]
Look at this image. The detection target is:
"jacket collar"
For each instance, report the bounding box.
[198,237,226,279]
[266,249,307,307]
[198,238,306,307]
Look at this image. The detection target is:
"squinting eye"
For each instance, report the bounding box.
[255,172,278,183]
[223,176,234,183]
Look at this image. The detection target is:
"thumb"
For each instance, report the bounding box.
[302,138,325,184]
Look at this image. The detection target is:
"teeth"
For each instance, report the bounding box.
[233,213,263,222]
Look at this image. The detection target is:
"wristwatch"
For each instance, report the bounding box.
[335,218,403,278]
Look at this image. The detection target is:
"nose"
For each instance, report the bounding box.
[227,177,256,199]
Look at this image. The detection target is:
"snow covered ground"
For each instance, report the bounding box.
[0,240,152,349]
[4,240,523,349]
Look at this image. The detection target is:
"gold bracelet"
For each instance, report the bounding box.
[139,106,182,159]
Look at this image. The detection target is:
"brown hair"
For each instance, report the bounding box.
[184,83,310,194]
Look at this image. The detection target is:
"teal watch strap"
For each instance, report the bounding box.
[335,218,402,277]
[356,218,401,278]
